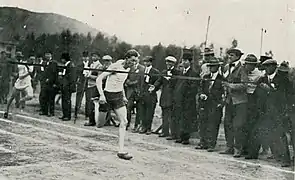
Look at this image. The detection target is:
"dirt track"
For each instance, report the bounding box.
[0,96,294,180]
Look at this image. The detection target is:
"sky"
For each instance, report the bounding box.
[2,0,295,65]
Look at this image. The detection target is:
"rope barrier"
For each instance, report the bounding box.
[1,61,260,84]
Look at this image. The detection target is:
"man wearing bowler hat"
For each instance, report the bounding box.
[196,57,225,151]
[174,49,199,145]
[59,53,76,121]
[139,56,160,135]
[242,54,264,155]
[151,56,181,138]
[221,48,248,157]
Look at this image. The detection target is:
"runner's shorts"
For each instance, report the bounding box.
[104,91,126,110]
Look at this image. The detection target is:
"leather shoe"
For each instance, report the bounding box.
[182,140,190,145]
[3,112,8,119]
[146,130,152,135]
[159,133,169,138]
[39,112,48,116]
[245,155,258,160]
[219,148,234,155]
[62,118,71,121]
[117,152,133,160]
[233,149,242,158]
[175,139,182,143]
[139,129,147,134]
[166,137,176,140]
[84,122,96,126]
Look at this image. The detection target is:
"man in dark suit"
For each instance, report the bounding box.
[196,57,225,151]
[39,52,58,116]
[139,56,160,135]
[36,55,47,111]
[246,59,291,167]
[125,55,145,131]
[0,51,13,104]
[74,51,90,119]
[221,48,248,158]
[151,56,180,138]
[174,50,199,145]
[59,53,76,121]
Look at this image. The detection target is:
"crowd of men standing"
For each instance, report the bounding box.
[0,47,295,167]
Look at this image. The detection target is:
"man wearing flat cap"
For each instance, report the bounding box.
[196,57,225,151]
[124,51,145,132]
[246,59,291,167]
[59,53,76,121]
[139,56,160,135]
[75,51,90,119]
[221,48,248,157]
[173,49,199,145]
[151,56,181,138]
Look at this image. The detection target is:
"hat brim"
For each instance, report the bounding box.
[278,67,290,72]
[244,61,259,64]
[227,49,244,55]
[166,59,176,63]
[207,62,223,66]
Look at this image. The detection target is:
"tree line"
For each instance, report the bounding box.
[15,29,205,71]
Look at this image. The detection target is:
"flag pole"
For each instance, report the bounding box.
[260,28,264,55]
[203,16,211,60]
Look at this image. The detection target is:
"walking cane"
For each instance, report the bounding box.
[74,77,88,124]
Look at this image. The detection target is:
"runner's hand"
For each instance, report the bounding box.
[148,85,155,92]
[123,97,128,105]
[99,95,107,104]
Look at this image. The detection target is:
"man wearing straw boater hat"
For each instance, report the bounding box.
[196,57,225,152]
[246,59,291,167]
[220,48,248,158]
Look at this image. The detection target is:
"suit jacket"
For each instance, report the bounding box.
[223,62,248,105]
[44,60,58,87]
[62,61,76,88]
[141,66,160,102]
[154,67,181,108]
[173,67,199,106]
[124,64,145,99]
[201,73,225,105]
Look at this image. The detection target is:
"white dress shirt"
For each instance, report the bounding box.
[144,65,152,83]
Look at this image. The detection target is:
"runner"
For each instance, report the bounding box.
[4,52,34,118]
[96,49,139,160]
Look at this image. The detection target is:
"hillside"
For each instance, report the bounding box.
[0,7,99,41]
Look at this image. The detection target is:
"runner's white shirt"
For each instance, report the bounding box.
[104,59,130,92]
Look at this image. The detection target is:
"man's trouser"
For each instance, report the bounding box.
[61,84,72,118]
[179,100,197,141]
[161,106,173,136]
[224,102,247,151]
[140,95,157,131]
[41,85,56,115]
[86,86,98,125]
[199,101,222,148]
[127,93,141,128]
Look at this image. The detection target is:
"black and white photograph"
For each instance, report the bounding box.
[0,0,295,179]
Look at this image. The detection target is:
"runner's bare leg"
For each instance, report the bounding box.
[114,106,128,153]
